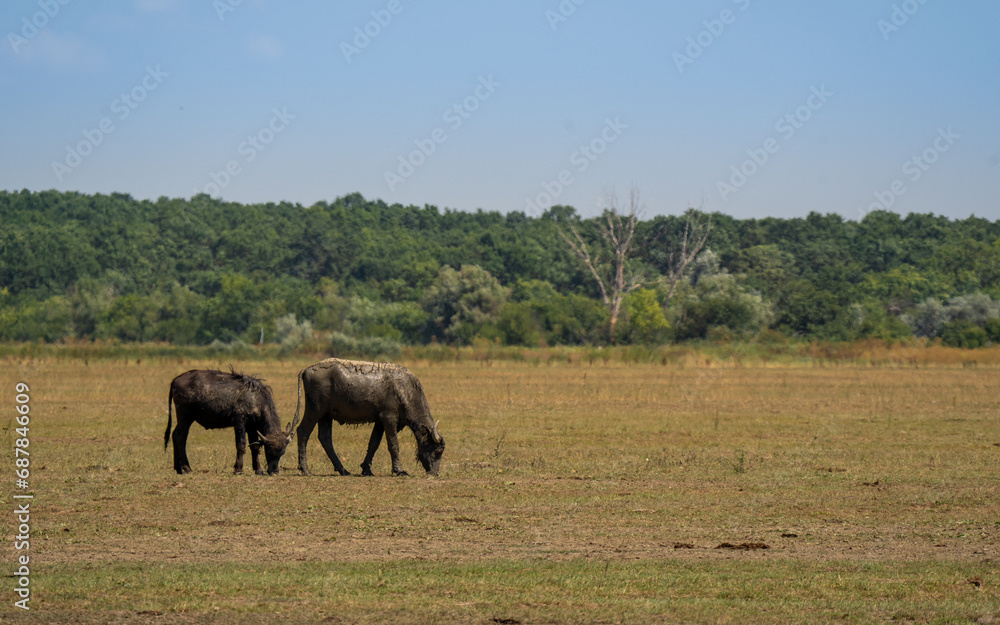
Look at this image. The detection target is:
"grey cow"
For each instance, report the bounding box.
[294,358,444,476]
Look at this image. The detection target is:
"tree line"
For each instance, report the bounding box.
[2,189,998,352]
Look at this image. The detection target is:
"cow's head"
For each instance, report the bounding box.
[252,421,294,475]
[416,420,445,476]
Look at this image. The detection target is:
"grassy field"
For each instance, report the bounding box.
[1,354,998,623]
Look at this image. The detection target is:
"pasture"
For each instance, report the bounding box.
[2,354,998,624]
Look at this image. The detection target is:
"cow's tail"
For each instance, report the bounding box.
[164,384,174,450]
[291,368,305,434]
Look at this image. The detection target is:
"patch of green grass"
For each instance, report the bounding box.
[22,560,998,625]
[4,358,1000,624]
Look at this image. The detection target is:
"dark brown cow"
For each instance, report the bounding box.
[165,368,294,475]
[294,358,444,476]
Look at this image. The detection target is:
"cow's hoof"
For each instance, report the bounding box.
[393,470,410,477]
[255,470,266,476]
[178,465,192,474]
[361,467,374,477]
[337,468,352,476]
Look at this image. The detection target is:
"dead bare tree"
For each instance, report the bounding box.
[558,188,644,343]
[661,207,712,310]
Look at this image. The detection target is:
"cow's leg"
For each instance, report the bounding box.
[233,422,247,475]
[360,422,384,476]
[248,431,264,475]
[382,415,409,476]
[171,414,193,474]
[296,412,318,475]
[317,417,351,476]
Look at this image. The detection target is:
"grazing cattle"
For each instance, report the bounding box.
[294,358,444,476]
[165,368,294,475]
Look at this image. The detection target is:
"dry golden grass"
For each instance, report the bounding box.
[1,354,998,623]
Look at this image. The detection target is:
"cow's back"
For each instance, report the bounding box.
[171,370,227,406]
[170,369,266,428]
[301,358,413,425]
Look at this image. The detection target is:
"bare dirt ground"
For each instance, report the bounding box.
[7,357,997,569]
[54,480,999,569]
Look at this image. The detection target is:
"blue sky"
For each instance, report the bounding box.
[2,0,998,220]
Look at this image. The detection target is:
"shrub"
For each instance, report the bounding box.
[904,294,1000,340]
[497,280,608,346]
[940,320,988,349]
[946,293,1000,326]
[422,265,508,345]
[621,289,671,344]
[274,313,314,350]
[851,301,912,342]
[674,275,772,341]
[985,318,1000,344]
[328,332,401,359]
[903,298,947,337]
[207,338,256,358]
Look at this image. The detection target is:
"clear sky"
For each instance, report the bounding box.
[2,0,998,220]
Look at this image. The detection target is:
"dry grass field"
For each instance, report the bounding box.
[1,353,998,624]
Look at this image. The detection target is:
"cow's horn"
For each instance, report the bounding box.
[284,421,294,436]
[431,420,441,443]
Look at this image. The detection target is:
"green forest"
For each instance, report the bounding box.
[2,189,999,353]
